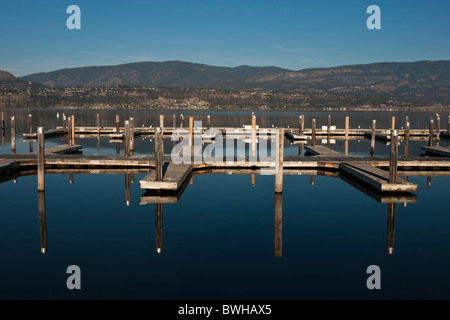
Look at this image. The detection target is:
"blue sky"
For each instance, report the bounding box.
[1,0,449,76]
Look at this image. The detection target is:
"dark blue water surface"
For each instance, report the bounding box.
[0,109,449,299]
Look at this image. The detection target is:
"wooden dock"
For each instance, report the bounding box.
[23,128,65,140]
[140,162,192,190]
[339,162,417,192]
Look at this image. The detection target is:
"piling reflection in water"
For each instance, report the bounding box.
[38,191,48,254]
[155,203,163,254]
[386,203,396,255]
[274,192,282,257]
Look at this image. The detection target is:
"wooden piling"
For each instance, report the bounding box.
[274,192,282,257]
[173,114,176,129]
[207,115,211,130]
[37,127,45,191]
[180,114,184,128]
[345,116,349,141]
[370,120,376,157]
[311,119,316,147]
[405,122,410,158]
[67,117,72,146]
[155,127,163,182]
[71,115,75,146]
[189,117,194,147]
[28,114,33,135]
[391,116,396,130]
[275,128,284,193]
[96,114,100,152]
[299,115,304,135]
[1,111,4,132]
[436,115,440,141]
[129,117,135,155]
[115,115,120,133]
[10,116,15,153]
[327,115,331,136]
[251,173,255,187]
[389,130,398,184]
[160,115,164,134]
[429,119,434,147]
[124,120,130,157]
[251,114,256,157]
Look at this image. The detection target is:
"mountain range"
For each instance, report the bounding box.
[8,60,450,104]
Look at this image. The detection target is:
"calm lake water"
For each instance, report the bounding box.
[0,108,449,299]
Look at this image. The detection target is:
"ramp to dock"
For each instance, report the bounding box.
[140,162,192,190]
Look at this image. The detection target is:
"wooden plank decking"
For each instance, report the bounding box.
[339,162,418,192]
[140,162,192,190]
[23,128,65,139]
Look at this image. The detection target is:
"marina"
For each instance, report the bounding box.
[0,109,450,300]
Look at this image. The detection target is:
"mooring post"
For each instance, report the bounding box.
[299,115,305,136]
[345,116,349,141]
[155,203,163,254]
[189,116,194,147]
[405,122,410,158]
[124,120,130,157]
[38,189,48,254]
[311,119,316,147]
[207,115,211,130]
[275,128,284,193]
[96,113,100,152]
[37,127,45,192]
[370,120,376,157]
[391,116,396,130]
[10,116,15,153]
[129,117,135,155]
[386,203,396,255]
[327,115,331,136]
[251,173,255,187]
[389,130,398,184]
[28,114,33,135]
[1,111,4,132]
[436,114,440,142]
[115,115,120,133]
[251,114,256,157]
[71,114,75,146]
[429,118,434,147]
[180,114,184,128]
[159,115,164,135]
[173,114,176,129]
[155,127,163,182]
[67,116,72,146]
[274,192,282,257]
